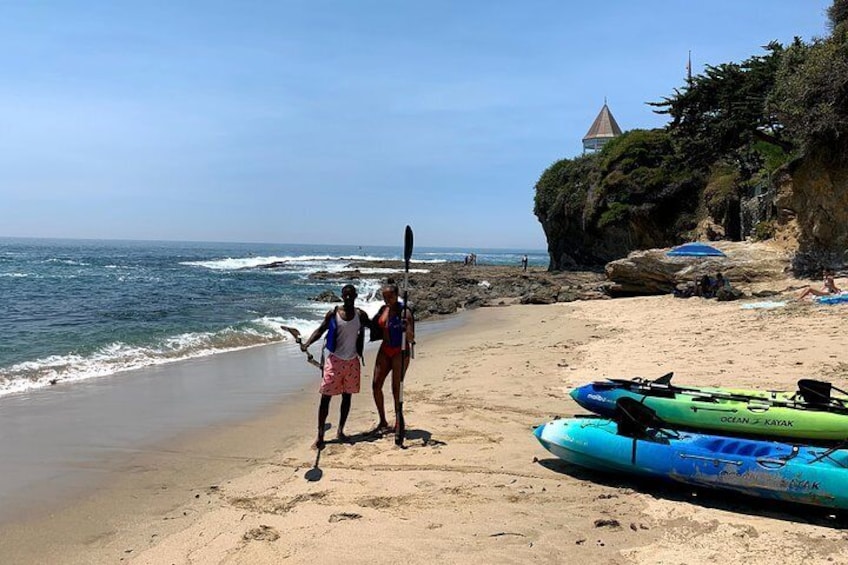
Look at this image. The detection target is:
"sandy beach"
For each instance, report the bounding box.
[2,283,848,565]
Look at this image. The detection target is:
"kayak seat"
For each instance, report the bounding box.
[614,398,662,439]
[737,443,756,456]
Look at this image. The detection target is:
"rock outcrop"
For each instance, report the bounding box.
[308,262,607,320]
[603,241,792,296]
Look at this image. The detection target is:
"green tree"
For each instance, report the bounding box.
[770,24,848,153]
[828,0,848,31]
[650,43,791,172]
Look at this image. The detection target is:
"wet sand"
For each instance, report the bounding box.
[0,341,320,526]
[2,291,848,564]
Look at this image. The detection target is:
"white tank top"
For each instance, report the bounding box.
[332,309,361,360]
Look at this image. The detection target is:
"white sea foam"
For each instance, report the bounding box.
[182,254,444,271]
[45,258,88,266]
[182,254,391,271]
[0,317,329,399]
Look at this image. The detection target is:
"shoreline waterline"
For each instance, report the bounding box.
[0,313,464,532]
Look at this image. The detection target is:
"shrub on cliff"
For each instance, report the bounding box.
[770,33,848,155]
[534,130,702,269]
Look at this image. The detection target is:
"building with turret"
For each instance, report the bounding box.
[582,102,622,153]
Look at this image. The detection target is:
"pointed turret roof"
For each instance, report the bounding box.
[582,103,622,142]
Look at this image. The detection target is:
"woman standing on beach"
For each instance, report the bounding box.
[370,281,415,438]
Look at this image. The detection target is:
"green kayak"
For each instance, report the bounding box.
[570,374,848,442]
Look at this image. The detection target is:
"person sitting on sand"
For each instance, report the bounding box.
[695,274,714,298]
[798,270,841,300]
[369,280,415,443]
[301,284,372,450]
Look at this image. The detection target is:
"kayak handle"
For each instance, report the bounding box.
[746,404,772,413]
[756,458,788,469]
[678,454,743,467]
[688,406,737,414]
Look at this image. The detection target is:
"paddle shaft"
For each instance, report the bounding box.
[397,226,413,446]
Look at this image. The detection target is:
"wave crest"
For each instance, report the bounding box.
[0,317,321,398]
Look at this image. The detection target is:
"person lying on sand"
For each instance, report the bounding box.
[798,270,841,300]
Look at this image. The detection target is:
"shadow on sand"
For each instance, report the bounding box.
[304,427,444,482]
[536,457,848,529]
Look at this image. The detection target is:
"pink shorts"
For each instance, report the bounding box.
[320,354,361,396]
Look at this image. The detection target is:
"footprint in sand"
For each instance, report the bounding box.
[329,512,362,523]
[243,525,280,542]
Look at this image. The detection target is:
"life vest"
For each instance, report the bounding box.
[369,302,412,347]
[325,307,365,362]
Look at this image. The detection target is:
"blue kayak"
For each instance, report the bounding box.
[534,413,848,510]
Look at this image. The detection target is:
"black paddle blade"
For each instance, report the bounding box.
[798,379,833,405]
[305,450,322,482]
[652,372,674,386]
[404,225,414,267]
[280,325,302,339]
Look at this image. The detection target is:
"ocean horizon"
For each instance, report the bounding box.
[0,236,547,399]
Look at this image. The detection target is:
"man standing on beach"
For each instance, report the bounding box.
[521,255,528,272]
[301,284,372,450]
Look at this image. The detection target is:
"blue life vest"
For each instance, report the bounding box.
[326,312,338,352]
[368,303,407,347]
[386,309,404,347]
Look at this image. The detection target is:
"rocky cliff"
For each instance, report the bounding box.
[776,146,848,273]
[535,139,848,276]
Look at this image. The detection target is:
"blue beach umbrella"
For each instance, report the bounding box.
[666,242,726,258]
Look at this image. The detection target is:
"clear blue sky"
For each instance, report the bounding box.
[0,1,832,249]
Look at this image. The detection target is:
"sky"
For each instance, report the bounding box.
[0,1,834,250]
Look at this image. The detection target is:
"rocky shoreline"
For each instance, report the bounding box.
[302,239,816,318]
[308,260,607,320]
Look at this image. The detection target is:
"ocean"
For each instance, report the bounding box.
[0,237,547,398]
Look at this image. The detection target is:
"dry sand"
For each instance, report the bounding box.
[3,284,848,564]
